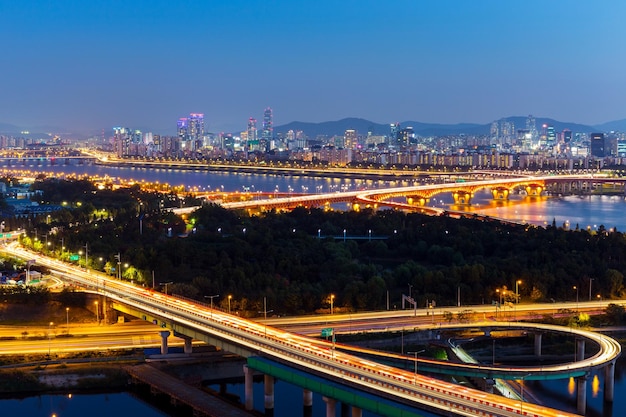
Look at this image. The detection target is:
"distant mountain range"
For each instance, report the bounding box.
[274,117,626,138]
[2,116,626,139]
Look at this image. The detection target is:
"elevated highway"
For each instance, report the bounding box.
[3,242,618,417]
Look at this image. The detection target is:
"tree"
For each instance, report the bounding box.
[123,266,144,284]
[606,269,625,298]
[604,303,625,325]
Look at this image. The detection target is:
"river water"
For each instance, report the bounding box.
[0,392,168,417]
[3,159,626,231]
[2,159,626,416]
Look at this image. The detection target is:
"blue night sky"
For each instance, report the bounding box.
[1,0,625,135]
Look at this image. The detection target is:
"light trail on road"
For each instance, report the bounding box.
[1,242,593,417]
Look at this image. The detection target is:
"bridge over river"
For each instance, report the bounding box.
[218,174,626,216]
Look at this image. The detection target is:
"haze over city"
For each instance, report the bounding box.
[1,0,625,135]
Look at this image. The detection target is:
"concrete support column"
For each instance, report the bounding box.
[243,365,254,411]
[340,402,349,417]
[351,406,363,417]
[303,389,313,407]
[264,375,275,411]
[183,336,193,354]
[159,331,170,355]
[323,396,337,417]
[576,339,585,362]
[605,360,616,402]
[576,374,587,415]
[534,332,542,357]
[484,378,495,394]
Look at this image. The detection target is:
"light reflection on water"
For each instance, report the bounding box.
[452,189,626,231]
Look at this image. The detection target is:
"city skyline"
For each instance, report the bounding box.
[1,1,625,135]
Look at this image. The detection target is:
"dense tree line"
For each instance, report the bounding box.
[5,178,626,317]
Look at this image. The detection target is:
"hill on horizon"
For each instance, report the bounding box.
[274,116,602,138]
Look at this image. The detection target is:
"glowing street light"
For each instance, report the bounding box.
[330,294,335,315]
[228,295,232,314]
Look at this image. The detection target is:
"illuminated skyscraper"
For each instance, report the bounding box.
[390,123,400,146]
[177,118,188,139]
[547,126,556,146]
[247,117,258,151]
[262,107,273,141]
[526,115,537,144]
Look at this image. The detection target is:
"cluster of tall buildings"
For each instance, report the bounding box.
[105,111,626,170]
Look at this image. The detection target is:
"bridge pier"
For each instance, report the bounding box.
[534,332,542,357]
[525,184,544,197]
[183,336,193,354]
[323,396,337,417]
[484,378,495,394]
[351,407,363,417]
[303,389,313,416]
[159,330,170,355]
[303,389,313,407]
[264,374,275,412]
[451,190,473,205]
[243,365,254,411]
[577,374,588,415]
[491,187,510,201]
[605,360,616,402]
[406,195,429,206]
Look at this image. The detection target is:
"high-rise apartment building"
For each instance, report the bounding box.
[188,113,204,141]
[344,129,357,149]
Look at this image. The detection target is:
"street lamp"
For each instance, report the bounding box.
[330,294,335,315]
[515,280,522,304]
[259,297,274,337]
[573,286,579,311]
[205,294,219,318]
[115,253,121,280]
[589,278,594,301]
[407,350,425,385]
[66,307,69,335]
[228,295,232,314]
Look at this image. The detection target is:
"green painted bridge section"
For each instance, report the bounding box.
[247,356,433,417]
